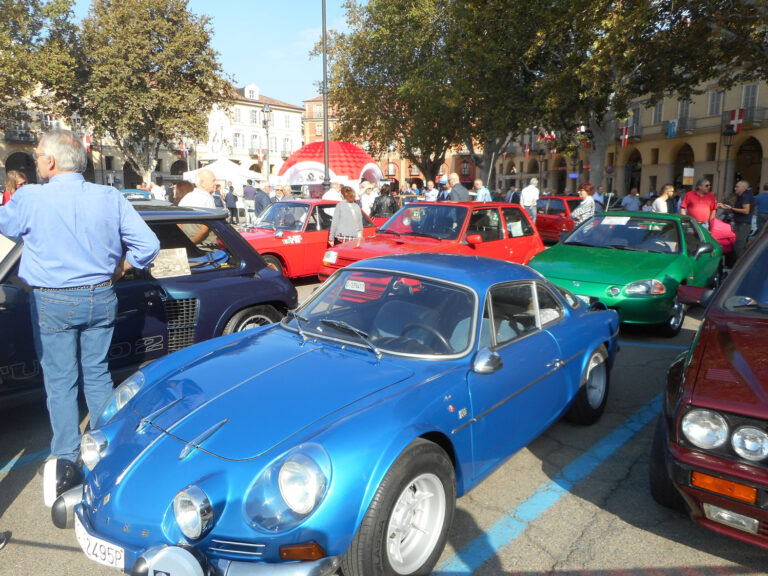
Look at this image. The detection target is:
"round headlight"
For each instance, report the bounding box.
[682,409,728,450]
[732,426,768,461]
[279,459,321,515]
[81,430,108,471]
[95,372,145,427]
[173,485,213,540]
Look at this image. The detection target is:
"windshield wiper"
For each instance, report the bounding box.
[320,319,382,358]
[727,297,768,312]
[564,241,595,247]
[379,229,401,237]
[406,231,439,240]
[284,310,309,340]
[605,244,648,252]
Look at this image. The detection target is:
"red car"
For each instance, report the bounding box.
[650,227,768,549]
[319,202,544,281]
[535,195,582,242]
[240,199,376,279]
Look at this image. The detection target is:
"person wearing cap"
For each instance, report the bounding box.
[359,181,376,215]
[437,176,451,201]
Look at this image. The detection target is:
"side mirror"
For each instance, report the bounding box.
[473,348,503,374]
[466,234,483,246]
[678,284,713,307]
[0,285,26,310]
[694,242,714,260]
[558,212,566,219]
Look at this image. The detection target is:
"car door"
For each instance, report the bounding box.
[535,197,556,239]
[500,206,542,264]
[681,218,720,285]
[466,281,566,480]
[460,208,509,260]
[298,205,335,276]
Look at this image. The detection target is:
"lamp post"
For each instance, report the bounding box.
[262,103,272,185]
[321,0,330,193]
[721,126,736,201]
[536,148,546,190]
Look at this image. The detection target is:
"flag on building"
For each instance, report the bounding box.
[258,148,265,162]
[81,134,91,153]
[729,108,745,133]
[550,147,557,159]
[667,120,677,138]
[524,143,530,158]
[179,141,187,158]
[620,126,630,148]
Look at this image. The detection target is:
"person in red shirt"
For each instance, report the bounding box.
[2,170,27,205]
[680,178,717,228]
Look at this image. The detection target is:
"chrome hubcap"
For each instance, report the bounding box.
[585,354,607,408]
[386,473,446,574]
[237,315,272,331]
[669,298,684,330]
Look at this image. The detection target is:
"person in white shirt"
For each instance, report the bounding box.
[652,184,672,213]
[150,181,166,201]
[519,177,540,220]
[473,178,492,202]
[359,182,376,215]
[179,169,216,209]
[424,180,439,202]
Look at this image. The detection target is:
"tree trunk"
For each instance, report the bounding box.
[586,118,617,189]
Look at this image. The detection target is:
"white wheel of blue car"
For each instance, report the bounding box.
[341,439,455,576]
[566,345,609,425]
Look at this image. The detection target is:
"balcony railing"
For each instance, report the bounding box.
[5,129,38,143]
[677,117,696,133]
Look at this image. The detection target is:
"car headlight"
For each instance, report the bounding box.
[322,250,338,265]
[625,279,666,295]
[173,485,213,540]
[244,444,330,532]
[80,430,108,471]
[95,372,145,427]
[732,426,768,461]
[682,409,728,450]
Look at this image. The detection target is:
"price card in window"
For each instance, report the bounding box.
[150,248,191,278]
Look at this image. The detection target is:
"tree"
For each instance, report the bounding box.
[78,0,229,183]
[0,0,78,124]
[322,0,466,183]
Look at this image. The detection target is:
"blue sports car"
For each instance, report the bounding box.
[53,253,620,576]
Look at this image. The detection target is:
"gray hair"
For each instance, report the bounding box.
[736,179,750,188]
[530,177,538,186]
[695,177,710,188]
[39,129,87,173]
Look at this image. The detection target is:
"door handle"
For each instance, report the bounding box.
[546,359,564,369]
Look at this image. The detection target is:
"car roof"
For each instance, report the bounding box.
[346,253,541,290]
[276,199,339,206]
[134,205,229,222]
[402,201,520,208]
[601,211,686,221]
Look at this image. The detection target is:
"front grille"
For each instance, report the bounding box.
[164,298,199,352]
[208,538,266,558]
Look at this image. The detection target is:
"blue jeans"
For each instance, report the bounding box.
[31,285,117,461]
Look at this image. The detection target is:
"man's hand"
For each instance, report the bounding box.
[112,258,132,281]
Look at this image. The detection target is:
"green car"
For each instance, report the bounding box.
[529,212,722,336]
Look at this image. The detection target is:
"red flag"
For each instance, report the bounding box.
[179,141,187,158]
[550,147,557,159]
[258,148,264,162]
[82,134,91,152]
[524,143,530,158]
[620,126,630,148]
[729,108,744,133]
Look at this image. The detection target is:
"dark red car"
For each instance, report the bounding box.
[650,228,768,549]
[535,195,582,242]
[319,202,544,281]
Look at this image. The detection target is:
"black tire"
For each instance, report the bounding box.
[261,254,284,275]
[341,439,455,576]
[659,296,685,337]
[566,345,609,425]
[222,305,282,334]
[649,416,686,511]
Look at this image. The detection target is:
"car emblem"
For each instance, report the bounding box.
[573,281,580,287]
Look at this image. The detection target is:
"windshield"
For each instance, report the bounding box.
[380,204,468,241]
[253,203,309,232]
[563,215,681,254]
[721,236,768,315]
[284,269,476,356]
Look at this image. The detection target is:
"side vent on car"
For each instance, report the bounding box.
[165,298,199,352]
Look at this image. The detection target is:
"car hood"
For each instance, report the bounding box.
[690,315,768,420]
[240,228,302,244]
[333,235,448,260]
[531,245,677,285]
[131,328,414,461]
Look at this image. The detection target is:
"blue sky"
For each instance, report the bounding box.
[72,0,348,107]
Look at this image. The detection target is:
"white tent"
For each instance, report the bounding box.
[183,159,262,185]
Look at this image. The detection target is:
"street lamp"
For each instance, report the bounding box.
[536,148,546,189]
[321,0,330,193]
[721,126,736,200]
[262,103,272,185]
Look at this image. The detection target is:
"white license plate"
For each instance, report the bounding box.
[74,513,125,571]
[344,280,366,293]
[575,294,591,305]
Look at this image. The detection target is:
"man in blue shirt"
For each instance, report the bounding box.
[0,130,159,504]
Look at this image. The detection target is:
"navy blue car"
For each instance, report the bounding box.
[0,205,297,407]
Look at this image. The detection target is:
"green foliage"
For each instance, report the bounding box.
[79,0,229,178]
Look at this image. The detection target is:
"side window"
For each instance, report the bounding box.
[486,282,538,348]
[681,219,702,256]
[547,199,565,216]
[146,222,241,278]
[316,206,334,230]
[467,209,503,242]
[536,198,548,212]
[501,207,535,238]
[536,283,564,326]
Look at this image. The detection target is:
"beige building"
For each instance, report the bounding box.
[498,80,766,199]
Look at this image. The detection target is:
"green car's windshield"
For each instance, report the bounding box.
[721,238,768,314]
[282,269,476,356]
[253,203,309,232]
[380,204,468,241]
[564,215,681,254]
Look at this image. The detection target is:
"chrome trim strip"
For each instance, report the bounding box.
[451,349,584,435]
[210,539,266,548]
[136,397,183,433]
[208,547,264,557]
[179,418,230,460]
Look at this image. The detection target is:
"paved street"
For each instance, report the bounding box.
[0,296,766,576]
